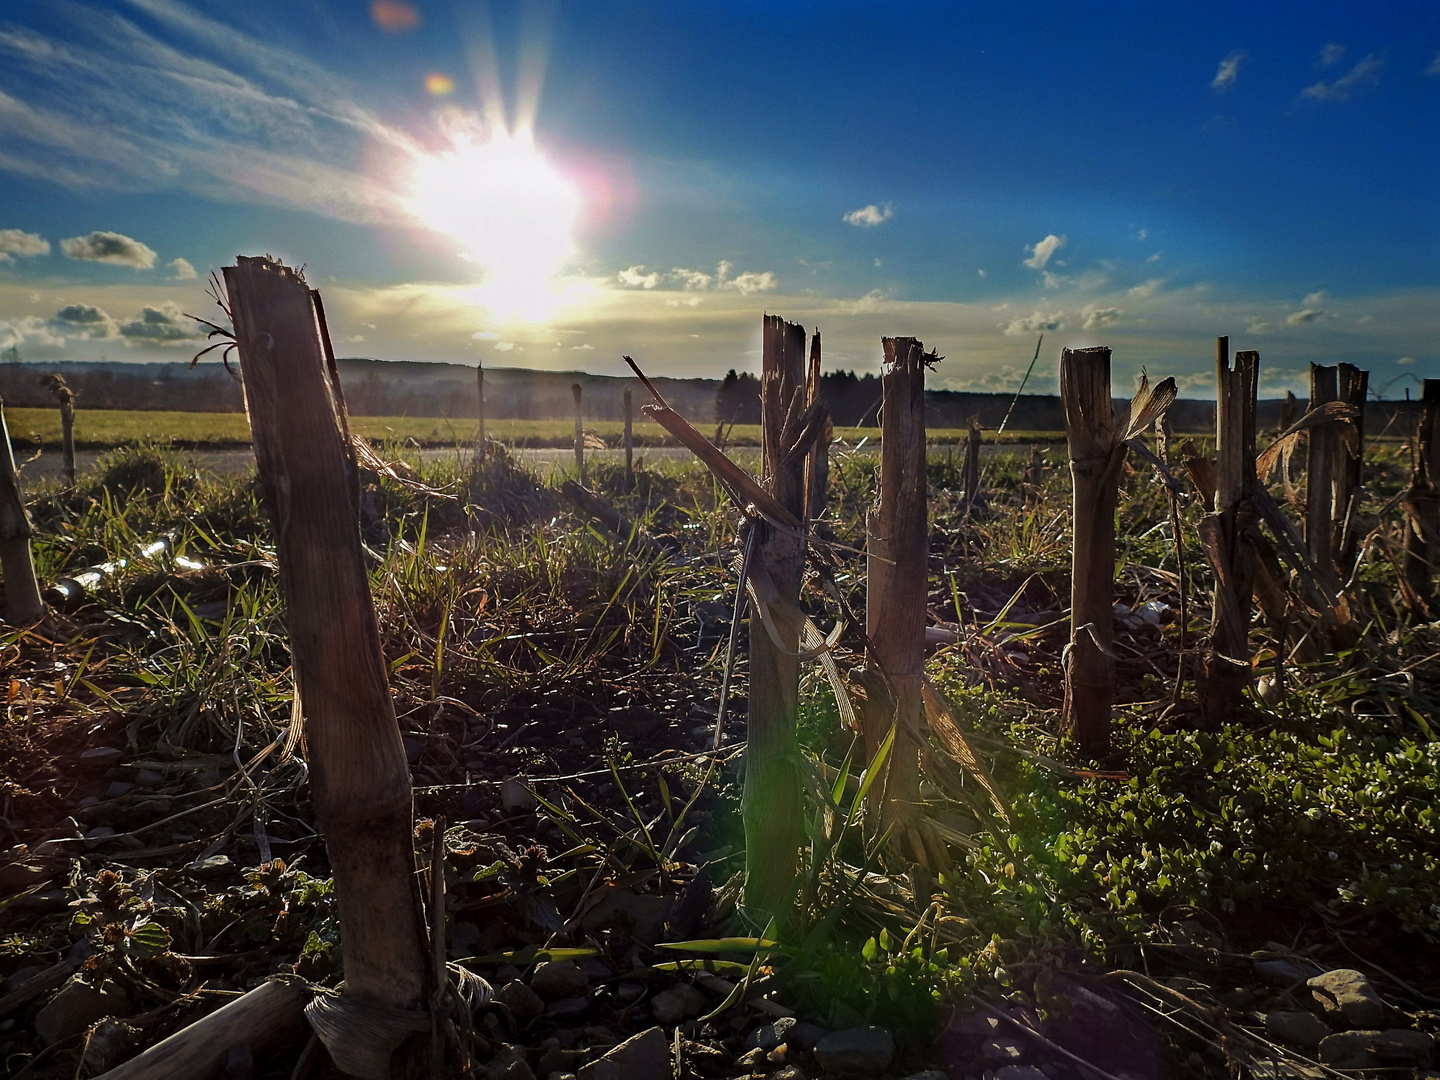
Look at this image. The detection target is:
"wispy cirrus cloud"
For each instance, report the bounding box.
[1300,53,1385,102]
[1212,50,1245,90]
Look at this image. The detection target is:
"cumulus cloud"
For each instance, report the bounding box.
[1212,51,1245,90]
[117,301,198,344]
[1129,279,1164,298]
[1081,305,1122,330]
[1003,310,1064,336]
[617,265,661,289]
[493,341,516,351]
[1301,54,1384,101]
[1285,308,1325,324]
[1398,356,1416,365]
[168,257,198,280]
[0,229,50,263]
[1303,290,1327,306]
[1022,234,1066,270]
[51,303,117,337]
[730,270,777,295]
[60,231,157,269]
[672,267,715,290]
[843,203,894,227]
[1320,43,1346,66]
[1246,318,1273,335]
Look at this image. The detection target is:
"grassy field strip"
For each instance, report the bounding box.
[2,407,1077,448]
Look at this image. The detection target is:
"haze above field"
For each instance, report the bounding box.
[0,0,1435,397]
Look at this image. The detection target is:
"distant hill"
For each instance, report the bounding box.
[0,357,1424,436]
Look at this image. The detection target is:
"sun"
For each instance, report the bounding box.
[409,125,580,323]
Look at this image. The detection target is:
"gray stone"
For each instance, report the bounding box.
[736,1047,767,1069]
[531,960,590,1000]
[1254,958,1316,986]
[788,1021,828,1051]
[578,1026,671,1080]
[993,1069,1047,1080]
[813,1026,895,1078]
[76,1019,140,1073]
[135,769,166,786]
[536,1046,578,1076]
[746,1017,798,1051]
[981,1036,1026,1064]
[650,983,707,1025]
[1372,1030,1434,1068]
[34,976,133,1046]
[1265,1010,1330,1050]
[494,979,545,1019]
[546,1074,577,1080]
[1319,1031,1384,1070]
[487,1043,537,1080]
[546,996,589,1016]
[1316,1029,1432,1070]
[105,781,135,798]
[767,1067,806,1080]
[1307,969,1390,1029]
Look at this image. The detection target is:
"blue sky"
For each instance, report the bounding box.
[0,0,1435,396]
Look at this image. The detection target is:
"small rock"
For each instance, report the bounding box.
[536,1047,577,1076]
[813,1026,895,1078]
[488,1042,537,1080]
[546,1074,577,1080]
[1308,969,1390,1029]
[547,996,589,1016]
[105,781,136,798]
[746,1017,797,1051]
[993,1068,1046,1080]
[34,975,134,1046]
[80,747,124,765]
[788,1021,828,1051]
[651,983,707,1026]
[1266,1010,1330,1050]
[135,769,166,786]
[1370,1029,1434,1069]
[767,1067,806,1080]
[494,980,544,1019]
[502,777,536,812]
[187,854,233,878]
[76,1018,140,1073]
[1254,958,1316,986]
[1319,1031,1384,1070]
[531,960,590,1000]
[737,1047,767,1068]
[578,1026,671,1080]
[981,1036,1026,1064]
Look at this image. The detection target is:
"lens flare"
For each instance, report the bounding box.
[410,125,580,323]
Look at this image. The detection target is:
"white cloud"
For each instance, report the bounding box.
[60,231,157,269]
[1022,234,1066,270]
[1134,227,1147,242]
[617,265,661,289]
[843,203,894,227]
[0,228,49,261]
[1003,310,1064,336]
[1081,305,1122,330]
[471,330,498,340]
[1428,52,1440,77]
[976,269,987,278]
[1397,356,1416,365]
[345,334,364,343]
[493,341,516,351]
[1146,251,1163,263]
[1129,279,1164,298]
[665,296,702,308]
[117,300,198,344]
[1320,43,1346,67]
[1303,290,1327,306]
[1246,319,1273,335]
[51,302,117,338]
[1285,308,1325,324]
[168,257,197,280]
[671,267,714,290]
[571,343,594,350]
[730,270,777,295]
[1300,53,1385,101]
[1212,51,1245,90]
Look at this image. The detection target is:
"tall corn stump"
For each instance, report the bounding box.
[1198,340,1259,728]
[1404,380,1440,608]
[805,330,831,527]
[1334,363,1368,569]
[473,362,486,462]
[0,398,44,624]
[1305,363,1338,570]
[864,338,930,842]
[572,383,585,483]
[225,257,431,1077]
[742,316,810,917]
[1059,347,1123,755]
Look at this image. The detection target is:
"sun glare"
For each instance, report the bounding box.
[410,126,580,323]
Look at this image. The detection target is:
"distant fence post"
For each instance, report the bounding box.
[1198,339,1259,727]
[473,361,485,461]
[1404,380,1440,609]
[1335,363,1368,569]
[224,257,435,1077]
[623,388,634,490]
[572,382,585,484]
[0,398,44,624]
[1306,363,1338,570]
[962,419,982,507]
[46,376,77,485]
[864,337,930,848]
[805,330,831,527]
[742,315,811,917]
[1059,347,1123,755]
